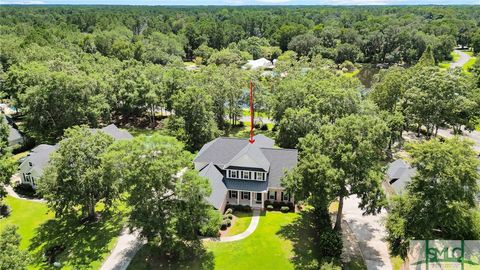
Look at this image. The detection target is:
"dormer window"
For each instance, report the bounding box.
[227,169,266,181]
[29,162,32,167]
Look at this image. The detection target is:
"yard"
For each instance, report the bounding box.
[0,196,124,269]
[128,211,298,270]
[223,211,252,236]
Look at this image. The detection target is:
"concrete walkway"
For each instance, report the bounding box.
[5,177,46,203]
[450,49,471,69]
[203,209,261,242]
[100,228,145,270]
[343,196,392,270]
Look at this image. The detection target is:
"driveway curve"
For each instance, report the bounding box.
[203,209,261,242]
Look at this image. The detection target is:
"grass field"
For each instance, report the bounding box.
[128,211,297,270]
[224,211,252,236]
[0,196,124,270]
[438,51,460,69]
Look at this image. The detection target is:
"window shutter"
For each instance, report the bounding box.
[274,191,277,201]
[281,192,284,201]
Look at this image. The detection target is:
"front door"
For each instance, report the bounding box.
[256,192,262,203]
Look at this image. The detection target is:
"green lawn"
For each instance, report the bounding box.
[224,211,252,236]
[439,51,460,69]
[128,211,297,270]
[463,56,477,73]
[343,69,360,78]
[0,196,54,250]
[391,256,404,270]
[205,212,297,270]
[0,196,124,270]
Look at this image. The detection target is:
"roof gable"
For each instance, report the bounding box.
[199,163,228,209]
[224,143,270,171]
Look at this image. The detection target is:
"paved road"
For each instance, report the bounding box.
[100,229,145,270]
[343,196,392,270]
[450,49,471,69]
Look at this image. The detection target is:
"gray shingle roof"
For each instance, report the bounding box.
[387,159,416,194]
[2,114,23,145]
[27,144,58,174]
[224,143,270,171]
[194,135,274,166]
[199,163,227,210]
[95,124,133,140]
[261,148,298,188]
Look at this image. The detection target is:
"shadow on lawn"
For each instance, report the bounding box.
[28,211,123,269]
[278,209,342,270]
[128,241,214,270]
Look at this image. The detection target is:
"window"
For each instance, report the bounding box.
[229,190,238,198]
[228,170,238,178]
[256,193,262,202]
[29,162,32,167]
[242,192,250,200]
[282,192,289,201]
[242,171,250,180]
[268,191,276,200]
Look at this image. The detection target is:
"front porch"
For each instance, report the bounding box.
[226,190,265,209]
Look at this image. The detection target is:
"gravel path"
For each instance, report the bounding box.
[343,196,392,270]
[450,49,471,69]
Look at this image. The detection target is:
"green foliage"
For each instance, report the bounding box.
[0,225,30,270]
[283,114,389,230]
[416,45,435,66]
[38,125,117,219]
[0,118,15,202]
[277,108,320,149]
[208,48,250,66]
[386,138,480,259]
[103,134,213,250]
[200,208,222,237]
[168,87,219,151]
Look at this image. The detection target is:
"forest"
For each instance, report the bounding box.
[1,5,480,270]
[1,5,480,147]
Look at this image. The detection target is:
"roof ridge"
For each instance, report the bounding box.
[260,147,297,151]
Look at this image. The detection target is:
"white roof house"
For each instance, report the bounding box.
[242,58,274,70]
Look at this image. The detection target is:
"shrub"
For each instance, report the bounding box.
[0,204,11,217]
[272,201,281,209]
[264,200,272,207]
[266,205,274,211]
[224,208,233,215]
[280,206,290,213]
[199,209,222,237]
[287,202,295,211]
[220,220,228,230]
[13,183,38,198]
[226,219,232,227]
[225,213,233,220]
[260,124,269,131]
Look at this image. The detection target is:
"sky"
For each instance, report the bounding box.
[1,0,479,5]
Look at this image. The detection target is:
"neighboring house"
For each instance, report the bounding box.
[18,124,133,189]
[2,114,24,147]
[386,159,416,194]
[194,134,297,212]
[242,58,274,70]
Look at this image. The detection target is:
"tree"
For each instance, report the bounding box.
[335,43,363,63]
[208,48,250,66]
[277,108,320,149]
[0,225,30,270]
[168,87,219,151]
[274,24,308,51]
[102,135,213,252]
[385,138,480,258]
[287,33,319,57]
[38,125,117,219]
[415,45,435,66]
[369,66,408,113]
[0,118,15,203]
[283,115,389,231]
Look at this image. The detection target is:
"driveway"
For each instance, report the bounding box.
[343,196,392,270]
[450,49,471,69]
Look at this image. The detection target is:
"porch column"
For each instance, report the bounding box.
[236,191,240,205]
[250,191,253,206]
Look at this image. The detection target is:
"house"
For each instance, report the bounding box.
[2,114,24,147]
[18,124,133,189]
[242,58,274,70]
[386,159,416,194]
[194,134,297,212]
